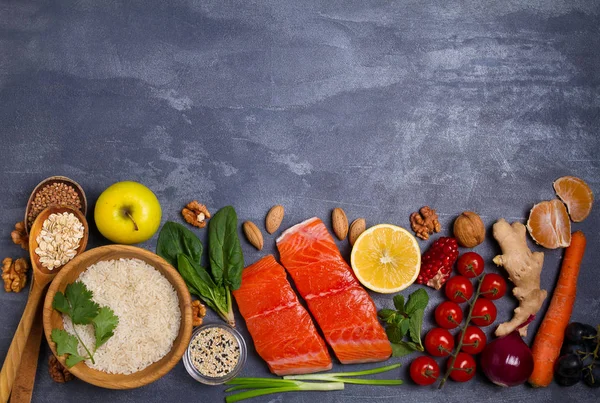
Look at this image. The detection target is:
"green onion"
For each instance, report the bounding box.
[225,382,344,403]
[223,363,402,402]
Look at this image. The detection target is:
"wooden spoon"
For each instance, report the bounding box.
[0,206,88,402]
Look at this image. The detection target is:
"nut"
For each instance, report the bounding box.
[243,221,264,250]
[11,221,29,251]
[453,211,485,248]
[265,205,284,234]
[410,206,441,240]
[348,218,366,246]
[331,208,349,240]
[182,201,211,228]
[48,354,74,383]
[191,300,207,327]
[1,257,29,293]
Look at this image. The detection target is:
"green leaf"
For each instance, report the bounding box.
[393,294,405,313]
[386,325,405,343]
[408,308,425,347]
[390,341,418,357]
[51,329,80,357]
[178,254,217,296]
[65,282,99,325]
[65,354,86,368]
[157,221,203,268]
[52,291,70,316]
[404,288,429,314]
[399,318,410,336]
[378,309,396,321]
[208,206,244,290]
[93,307,119,349]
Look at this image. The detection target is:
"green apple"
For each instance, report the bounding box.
[94,181,162,244]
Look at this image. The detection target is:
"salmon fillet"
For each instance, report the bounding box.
[277,217,392,364]
[233,255,332,375]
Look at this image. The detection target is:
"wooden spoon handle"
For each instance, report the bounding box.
[0,281,47,403]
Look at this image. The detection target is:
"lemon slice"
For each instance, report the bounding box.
[350,224,421,293]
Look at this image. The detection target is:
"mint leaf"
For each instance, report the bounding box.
[390,341,417,357]
[378,309,396,321]
[93,307,119,349]
[66,282,99,325]
[405,288,429,314]
[408,308,425,347]
[400,318,410,336]
[393,294,405,313]
[386,325,404,343]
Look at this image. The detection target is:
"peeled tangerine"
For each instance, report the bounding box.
[553,176,594,222]
[526,199,571,249]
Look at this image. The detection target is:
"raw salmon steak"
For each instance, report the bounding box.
[277,217,392,364]
[233,255,332,375]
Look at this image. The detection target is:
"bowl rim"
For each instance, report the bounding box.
[43,244,192,389]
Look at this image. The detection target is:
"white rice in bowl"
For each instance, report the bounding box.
[63,258,181,375]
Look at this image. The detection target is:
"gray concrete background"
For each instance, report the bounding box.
[1,0,599,402]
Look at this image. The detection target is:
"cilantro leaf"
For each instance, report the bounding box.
[51,329,86,367]
[52,291,71,316]
[93,307,119,349]
[65,354,86,367]
[65,281,99,325]
[405,288,429,314]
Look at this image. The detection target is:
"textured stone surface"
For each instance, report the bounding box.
[0,0,599,401]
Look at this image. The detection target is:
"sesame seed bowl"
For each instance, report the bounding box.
[183,323,247,385]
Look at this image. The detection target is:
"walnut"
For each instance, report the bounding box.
[454,211,485,248]
[11,221,29,251]
[191,300,207,327]
[182,201,211,228]
[410,206,441,240]
[1,257,28,293]
[48,355,74,383]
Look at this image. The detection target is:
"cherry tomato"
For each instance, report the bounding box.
[410,356,440,385]
[424,328,455,357]
[480,273,507,300]
[435,301,463,329]
[458,326,487,355]
[456,252,484,278]
[470,298,497,327]
[447,352,476,382]
[444,276,474,303]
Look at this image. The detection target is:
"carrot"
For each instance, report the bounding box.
[528,231,586,387]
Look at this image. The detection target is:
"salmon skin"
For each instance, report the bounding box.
[233,255,332,375]
[277,217,392,364]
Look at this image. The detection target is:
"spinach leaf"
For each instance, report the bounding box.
[208,206,244,290]
[157,221,203,268]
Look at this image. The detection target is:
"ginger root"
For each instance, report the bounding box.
[492,219,547,337]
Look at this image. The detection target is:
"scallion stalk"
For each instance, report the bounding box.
[225,382,344,403]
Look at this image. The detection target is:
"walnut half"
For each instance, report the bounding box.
[410,206,441,240]
[48,355,74,383]
[11,221,28,251]
[182,201,211,228]
[191,300,207,327]
[1,257,28,293]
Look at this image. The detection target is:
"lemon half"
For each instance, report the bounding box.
[350,224,421,293]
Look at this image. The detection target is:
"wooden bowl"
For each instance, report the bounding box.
[25,176,87,234]
[29,206,89,275]
[43,245,193,389]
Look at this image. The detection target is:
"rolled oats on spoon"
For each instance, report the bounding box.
[34,212,84,270]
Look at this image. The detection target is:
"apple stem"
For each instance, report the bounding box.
[125,211,139,231]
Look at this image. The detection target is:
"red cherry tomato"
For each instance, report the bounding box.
[444,276,474,303]
[447,352,476,382]
[458,326,487,355]
[470,298,497,327]
[480,273,507,300]
[456,252,484,278]
[435,301,463,329]
[410,356,440,385]
[424,328,455,357]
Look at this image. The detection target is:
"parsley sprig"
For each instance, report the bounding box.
[378,288,429,357]
[51,281,119,367]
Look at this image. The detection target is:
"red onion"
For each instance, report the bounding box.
[480,329,534,386]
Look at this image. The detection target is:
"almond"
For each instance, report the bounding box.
[331,208,349,240]
[349,218,366,246]
[265,205,284,234]
[243,221,263,250]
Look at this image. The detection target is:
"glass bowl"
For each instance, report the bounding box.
[183,323,247,385]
